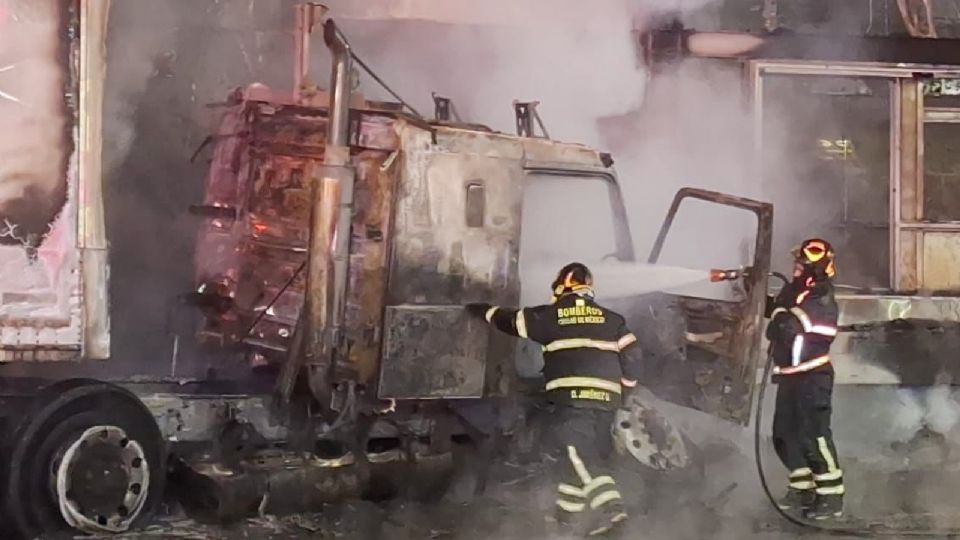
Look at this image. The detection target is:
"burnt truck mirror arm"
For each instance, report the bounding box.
[522,165,636,262]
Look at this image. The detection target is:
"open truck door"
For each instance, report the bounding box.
[629,188,773,426]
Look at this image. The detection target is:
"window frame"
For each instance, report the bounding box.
[520,165,635,263]
[750,60,960,292]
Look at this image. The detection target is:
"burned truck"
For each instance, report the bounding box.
[0,2,773,538]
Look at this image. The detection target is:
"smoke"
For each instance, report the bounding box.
[101,0,300,376]
[0,0,69,244]
[320,5,777,537]
[325,0,647,149]
[101,4,179,177]
[89,0,960,533]
[315,1,960,534]
[95,0,761,375]
[324,0,764,306]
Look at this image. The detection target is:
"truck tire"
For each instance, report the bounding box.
[3,380,165,539]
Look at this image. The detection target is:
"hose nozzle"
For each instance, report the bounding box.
[710,268,747,282]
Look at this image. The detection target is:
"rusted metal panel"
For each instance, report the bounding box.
[136,394,288,442]
[521,137,607,168]
[378,305,487,399]
[431,127,524,161]
[0,345,79,362]
[428,125,608,170]
[192,90,624,393]
[342,150,398,384]
[193,99,398,379]
[646,188,773,426]
[387,122,524,306]
[0,0,87,356]
[385,122,525,398]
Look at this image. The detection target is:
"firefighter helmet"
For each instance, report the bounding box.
[551,262,594,301]
[791,238,836,281]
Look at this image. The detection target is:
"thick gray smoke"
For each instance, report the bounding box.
[89,0,960,534]
[325,0,646,149]
[318,2,779,538]
[315,0,960,534]
[101,0,300,377]
[0,0,69,243]
[325,0,759,303]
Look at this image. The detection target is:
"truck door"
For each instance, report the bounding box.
[378,135,525,401]
[515,167,635,379]
[639,188,773,426]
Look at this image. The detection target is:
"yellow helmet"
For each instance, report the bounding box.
[550,262,594,302]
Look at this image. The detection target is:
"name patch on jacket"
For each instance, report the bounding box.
[557,300,606,326]
[570,388,612,402]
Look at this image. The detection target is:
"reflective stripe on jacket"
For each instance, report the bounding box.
[766,282,838,376]
[484,292,643,408]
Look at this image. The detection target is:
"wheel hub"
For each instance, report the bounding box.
[53,425,150,533]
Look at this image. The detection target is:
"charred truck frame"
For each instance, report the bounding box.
[0,2,776,538]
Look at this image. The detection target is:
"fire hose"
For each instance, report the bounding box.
[751,272,958,537]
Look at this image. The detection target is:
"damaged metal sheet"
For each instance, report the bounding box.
[378,305,487,399]
[0,0,85,355]
[193,83,632,396]
[193,96,397,384]
[635,188,772,426]
[342,149,398,383]
[136,394,289,443]
[386,125,524,306]
[831,294,960,385]
[384,122,527,399]
[613,393,692,471]
[173,443,452,522]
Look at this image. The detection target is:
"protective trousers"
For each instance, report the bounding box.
[772,371,844,498]
[547,406,626,526]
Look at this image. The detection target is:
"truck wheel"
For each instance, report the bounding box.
[4,380,165,539]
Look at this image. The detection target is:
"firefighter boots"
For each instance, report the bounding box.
[586,506,629,537]
[804,493,843,521]
[777,487,815,513]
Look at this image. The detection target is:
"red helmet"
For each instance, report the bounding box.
[791,238,836,282]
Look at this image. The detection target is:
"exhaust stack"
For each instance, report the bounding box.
[298,13,356,409]
[293,3,328,103]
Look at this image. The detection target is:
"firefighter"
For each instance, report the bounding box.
[766,238,844,520]
[465,262,642,537]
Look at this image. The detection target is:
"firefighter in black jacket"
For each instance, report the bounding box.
[465,262,642,537]
[766,239,844,520]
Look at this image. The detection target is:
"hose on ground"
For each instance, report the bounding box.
[753,351,957,538]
